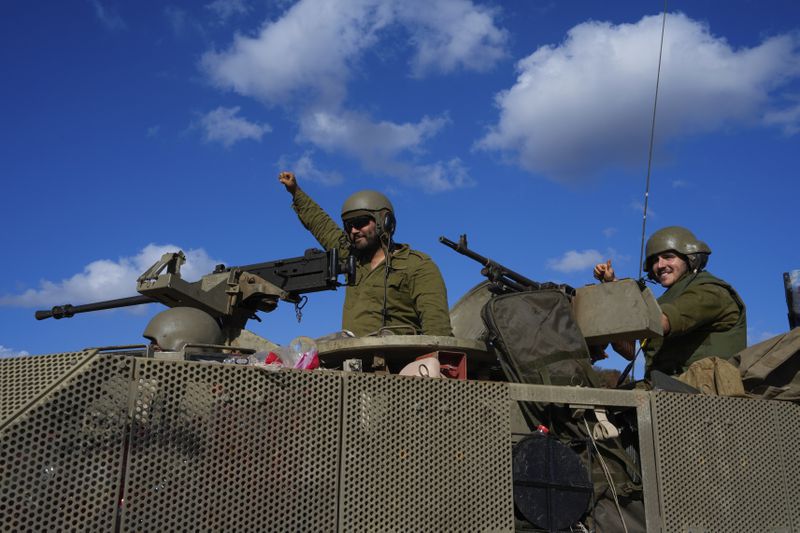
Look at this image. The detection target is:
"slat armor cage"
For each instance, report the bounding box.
[1,351,799,531]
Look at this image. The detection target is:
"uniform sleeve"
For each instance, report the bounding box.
[408,257,453,336]
[660,283,741,336]
[292,188,351,257]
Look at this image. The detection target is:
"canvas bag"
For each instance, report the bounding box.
[676,356,746,397]
[731,328,800,402]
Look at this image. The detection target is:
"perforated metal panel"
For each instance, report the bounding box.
[0,350,94,427]
[1,354,517,530]
[120,360,342,531]
[776,401,800,530]
[0,352,132,530]
[340,373,513,531]
[652,392,800,532]
[6,351,799,531]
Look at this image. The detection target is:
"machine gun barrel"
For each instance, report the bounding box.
[35,295,157,321]
[439,236,491,266]
[439,235,541,292]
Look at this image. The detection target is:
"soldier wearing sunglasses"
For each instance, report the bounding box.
[279,171,453,337]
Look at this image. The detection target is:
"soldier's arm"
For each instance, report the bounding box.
[408,256,453,336]
[660,284,741,337]
[291,188,351,256]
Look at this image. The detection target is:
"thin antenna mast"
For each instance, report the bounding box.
[637,0,669,279]
[622,1,669,385]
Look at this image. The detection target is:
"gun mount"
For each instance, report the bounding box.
[35,248,355,332]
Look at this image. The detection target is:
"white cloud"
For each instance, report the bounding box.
[548,248,627,274]
[89,0,126,31]
[297,109,472,191]
[280,152,344,186]
[165,6,205,38]
[201,0,506,106]
[206,0,250,22]
[199,106,271,147]
[748,328,779,345]
[395,0,507,77]
[602,227,617,238]
[0,345,29,359]
[764,100,800,135]
[0,245,223,308]
[413,158,475,192]
[147,125,160,138]
[200,0,503,191]
[547,249,605,273]
[478,12,800,182]
[671,179,690,188]
[758,331,778,342]
[299,109,447,170]
[202,0,391,106]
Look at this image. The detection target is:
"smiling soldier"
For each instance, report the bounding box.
[278,171,452,337]
[594,226,746,377]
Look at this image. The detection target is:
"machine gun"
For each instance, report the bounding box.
[35,248,355,331]
[439,234,575,296]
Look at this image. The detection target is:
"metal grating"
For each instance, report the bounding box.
[120,361,342,532]
[652,392,798,532]
[0,353,132,530]
[775,401,800,531]
[340,373,513,531]
[0,350,94,427]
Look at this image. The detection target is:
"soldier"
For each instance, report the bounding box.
[593,226,746,376]
[278,171,453,337]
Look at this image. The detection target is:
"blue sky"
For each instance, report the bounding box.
[1,0,798,374]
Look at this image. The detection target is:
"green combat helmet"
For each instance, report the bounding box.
[341,190,396,237]
[644,226,712,277]
[143,307,224,352]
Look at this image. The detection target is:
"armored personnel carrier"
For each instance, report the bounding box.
[1,245,798,531]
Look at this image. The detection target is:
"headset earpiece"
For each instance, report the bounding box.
[383,211,396,236]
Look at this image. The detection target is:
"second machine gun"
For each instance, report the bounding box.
[439,234,575,296]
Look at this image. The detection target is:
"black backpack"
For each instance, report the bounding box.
[481,289,643,510]
[481,289,602,388]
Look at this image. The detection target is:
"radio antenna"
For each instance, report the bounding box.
[638,0,669,280]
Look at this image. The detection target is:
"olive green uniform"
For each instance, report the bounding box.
[291,189,453,337]
[644,271,746,376]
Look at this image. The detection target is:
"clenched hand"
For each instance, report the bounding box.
[593,259,616,283]
[278,171,298,196]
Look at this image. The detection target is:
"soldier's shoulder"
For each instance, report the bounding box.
[392,245,442,271]
[405,247,434,263]
[694,271,737,290]
[683,272,740,304]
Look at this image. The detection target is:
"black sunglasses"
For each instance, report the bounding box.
[344,215,374,232]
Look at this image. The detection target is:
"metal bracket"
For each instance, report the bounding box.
[137,252,186,284]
